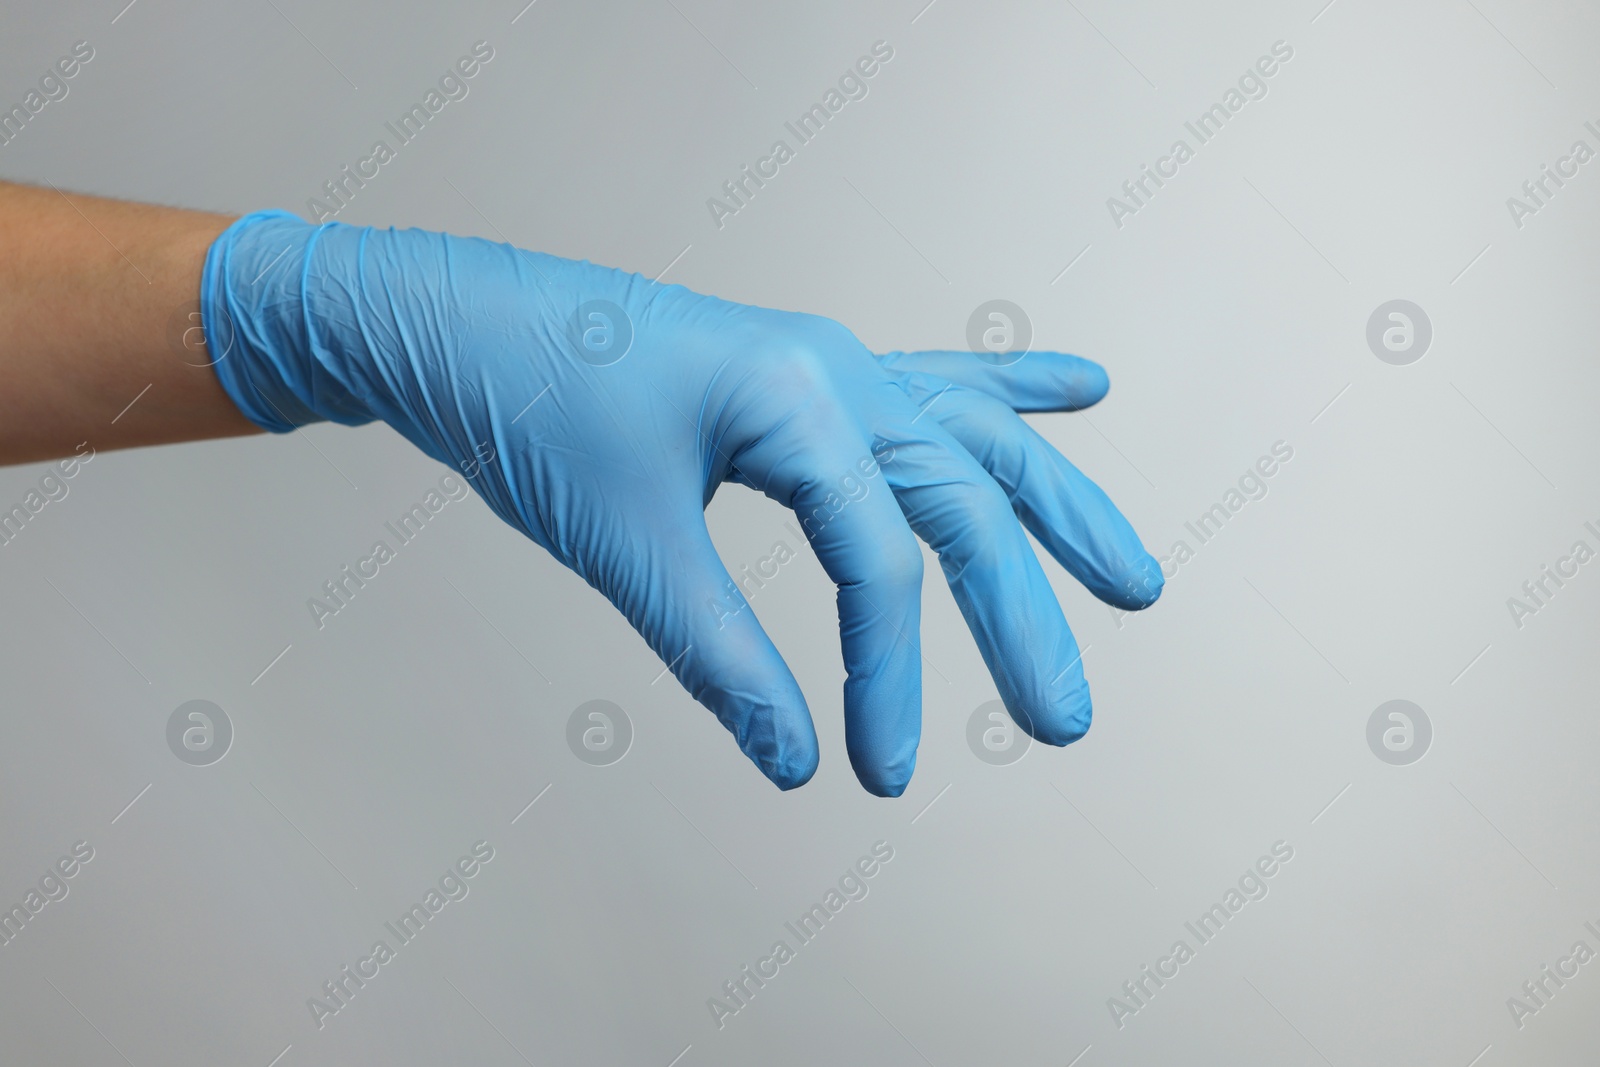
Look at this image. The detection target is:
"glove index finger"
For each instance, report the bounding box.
[875,349,1110,413]
[588,506,821,790]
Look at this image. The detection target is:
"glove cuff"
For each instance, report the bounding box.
[201,210,377,433]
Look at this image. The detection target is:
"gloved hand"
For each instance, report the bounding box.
[203,211,1163,795]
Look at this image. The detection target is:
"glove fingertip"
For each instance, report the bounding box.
[763,747,820,790]
[1063,357,1110,410]
[734,698,820,791]
[856,756,915,798]
[1103,553,1164,610]
[1033,681,1092,747]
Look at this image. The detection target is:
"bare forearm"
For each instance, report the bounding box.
[0,181,259,464]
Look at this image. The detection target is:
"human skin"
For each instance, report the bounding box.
[0,180,256,463]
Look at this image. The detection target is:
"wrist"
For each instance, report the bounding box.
[202,210,377,433]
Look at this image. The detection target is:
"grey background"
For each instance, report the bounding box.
[2,0,1598,1063]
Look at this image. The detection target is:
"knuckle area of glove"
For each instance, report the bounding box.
[951,414,1027,487]
[829,525,923,595]
[921,479,1019,571]
[868,542,924,593]
[860,543,925,595]
[748,315,860,382]
[756,342,841,397]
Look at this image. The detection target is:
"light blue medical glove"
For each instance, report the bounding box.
[203,211,1162,796]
